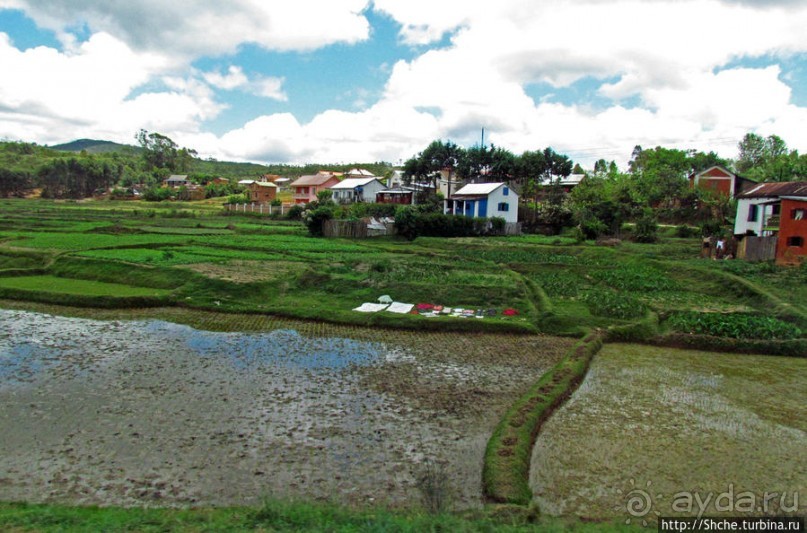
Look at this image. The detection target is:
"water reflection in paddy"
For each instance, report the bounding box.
[0,308,567,509]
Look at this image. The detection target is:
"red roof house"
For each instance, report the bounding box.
[289,172,342,204]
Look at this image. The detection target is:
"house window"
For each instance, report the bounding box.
[747,204,759,222]
[503,187,509,196]
[498,202,509,212]
[787,236,804,247]
[792,209,805,220]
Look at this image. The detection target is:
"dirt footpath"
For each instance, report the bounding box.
[0,309,570,509]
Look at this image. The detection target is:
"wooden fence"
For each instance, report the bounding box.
[323,220,397,238]
[225,203,287,216]
[503,222,521,236]
[738,235,777,262]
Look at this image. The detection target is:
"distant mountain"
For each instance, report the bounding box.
[50,139,141,154]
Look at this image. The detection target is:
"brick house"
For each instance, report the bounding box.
[776,196,807,265]
[247,181,278,203]
[689,166,756,198]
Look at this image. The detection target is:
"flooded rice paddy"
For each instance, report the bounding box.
[0,307,572,509]
[530,343,806,520]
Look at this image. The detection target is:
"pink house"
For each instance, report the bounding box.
[289,171,342,204]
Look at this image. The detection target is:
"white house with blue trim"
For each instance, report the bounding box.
[445,182,518,224]
[329,177,386,204]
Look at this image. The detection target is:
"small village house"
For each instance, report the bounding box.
[329,177,386,204]
[733,182,807,236]
[344,168,376,178]
[445,182,518,224]
[689,165,756,198]
[777,195,807,265]
[376,187,416,205]
[209,177,230,186]
[733,181,807,264]
[556,174,585,193]
[247,181,278,203]
[289,171,342,204]
[163,175,191,188]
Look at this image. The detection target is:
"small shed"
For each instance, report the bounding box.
[163,175,190,188]
[376,187,415,205]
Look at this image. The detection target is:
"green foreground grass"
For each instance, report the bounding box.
[0,500,639,533]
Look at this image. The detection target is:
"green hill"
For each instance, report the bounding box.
[49,139,141,154]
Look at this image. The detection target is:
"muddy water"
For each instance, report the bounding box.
[0,309,566,509]
[530,344,806,520]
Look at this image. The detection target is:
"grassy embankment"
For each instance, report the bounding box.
[0,500,641,532]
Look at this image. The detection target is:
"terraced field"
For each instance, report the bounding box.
[530,344,806,520]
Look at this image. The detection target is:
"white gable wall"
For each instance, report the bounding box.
[446,183,519,223]
[485,184,518,223]
[734,197,776,236]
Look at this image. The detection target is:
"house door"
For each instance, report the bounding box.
[464,201,474,216]
[478,198,488,217]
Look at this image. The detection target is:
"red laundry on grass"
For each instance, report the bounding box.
[502,308,519,316]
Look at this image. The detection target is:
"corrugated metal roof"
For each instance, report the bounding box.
[165,175,189,181]
[736,181,807,198]
[452,182,506,196]
[253,181,278,188]
[558,174,585,186]
[290,173,338,186]
[346,168,375,177]
[330,177,379,189]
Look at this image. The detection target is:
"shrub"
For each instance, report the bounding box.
[633,209,659,243]
[303,205,334,236]
[286,204,304,220]
[667,312,802,340]
[582,288,646,319]
[675,224,700,238]
[225,193,248,204]
[578,217,608,240]
[394,206,418,240]
[699,219,724,237]
[143,187,174,202]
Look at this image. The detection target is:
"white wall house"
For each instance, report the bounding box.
[445,182,518,224]
[733,182,790,236]
[733,181,807,237]
[735,197,779,236]
[329,177,386,204]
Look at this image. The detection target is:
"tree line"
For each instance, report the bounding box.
[400,133,807,240]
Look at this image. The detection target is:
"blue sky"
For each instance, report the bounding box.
[0,0,806,167]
